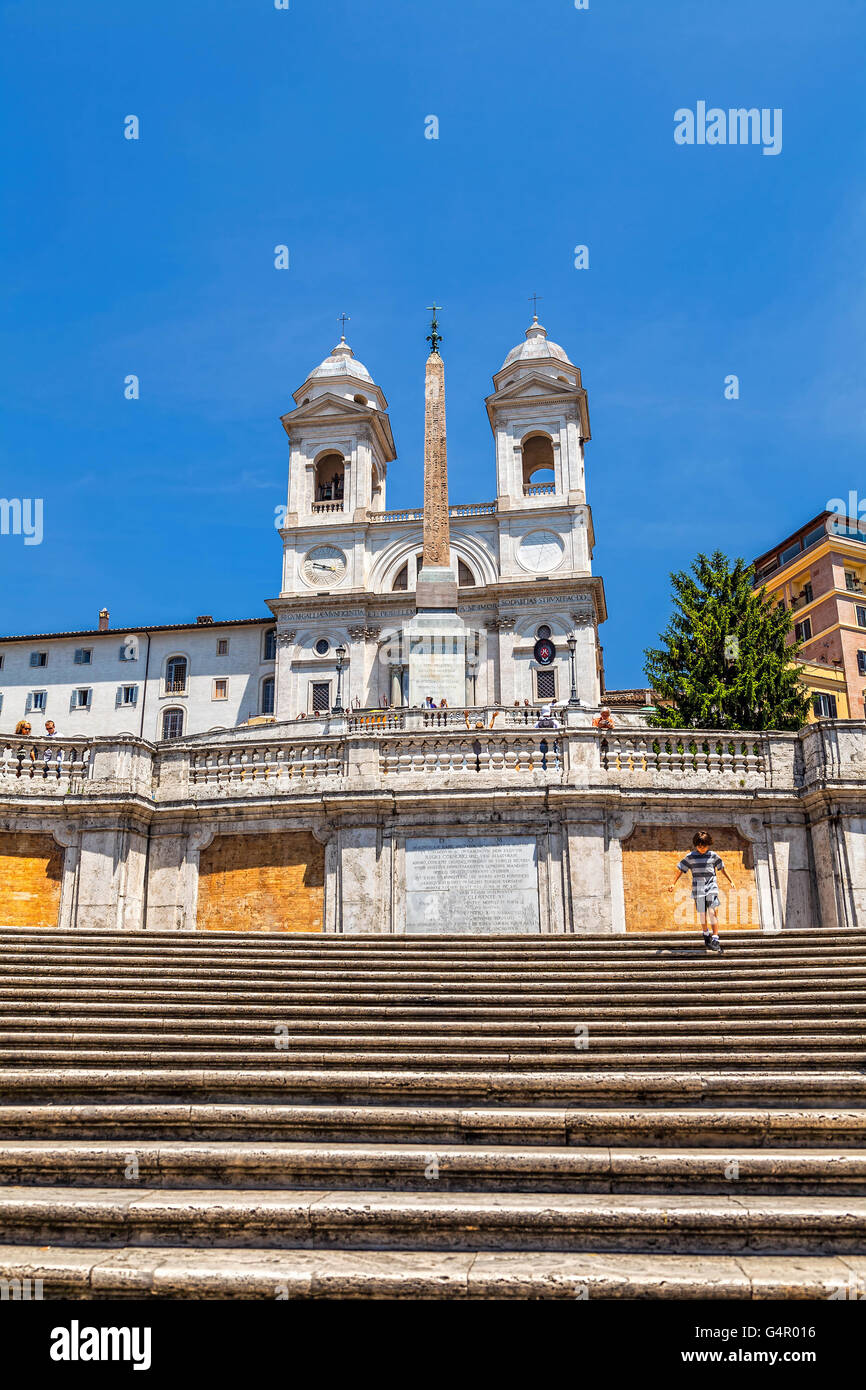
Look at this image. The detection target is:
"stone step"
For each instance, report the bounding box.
[1,1067,864,1107]
[0,1046,862,1072]
[0,927,861,946]
[3,945,861,967]
[0,999,860,1022]
[2,1243,864,1299]
[3,986,864,1010]
[0,1185,863,1253]
[2,965,863,988]
[2,1103,863,1147]
[1,1017,861,1039]
[0,1140,864,1195]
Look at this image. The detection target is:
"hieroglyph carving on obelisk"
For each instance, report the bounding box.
[422,308,451,568]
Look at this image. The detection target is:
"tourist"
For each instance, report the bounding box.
[593,707,615,730]
[44,720,57,736]
[464,710,501,730]
[535,705,558,729]
[668,831,735,955]
[15,720,32,736]
[439,698,448,708]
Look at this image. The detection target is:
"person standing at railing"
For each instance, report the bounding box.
[668,831,735,955]
[592,707,615,730]
[14,721,36,761]
[464,710,501,730]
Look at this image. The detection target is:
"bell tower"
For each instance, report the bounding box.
[485,315,591,510]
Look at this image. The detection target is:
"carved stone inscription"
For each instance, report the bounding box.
[405,835,540,934]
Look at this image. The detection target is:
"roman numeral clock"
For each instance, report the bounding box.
[302,545,347,588]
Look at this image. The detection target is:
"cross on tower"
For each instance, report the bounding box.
[426,303,444,355]
[528,292,543,321]
[338,312,350,341]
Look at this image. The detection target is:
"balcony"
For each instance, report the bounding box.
[312,502,344,515]
[523,483,556,498]
[368,502,496,524]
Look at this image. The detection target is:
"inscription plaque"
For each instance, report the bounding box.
[405,835,540,935]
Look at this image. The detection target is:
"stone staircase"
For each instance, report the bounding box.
[0,927,864,1299]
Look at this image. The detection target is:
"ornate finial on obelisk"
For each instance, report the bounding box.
[426,303,443,355]
[422,305,451,571]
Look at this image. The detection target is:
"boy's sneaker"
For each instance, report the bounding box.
[702,930,712,949]
[708,936,724,955]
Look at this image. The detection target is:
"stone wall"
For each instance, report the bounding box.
[622,825,760,934]
[196,831,325,933]
[0,832,63,928]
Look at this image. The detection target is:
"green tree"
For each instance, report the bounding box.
[643,550,811,731]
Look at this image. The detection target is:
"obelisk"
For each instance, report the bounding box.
[407,307,466,707]
[417,306,458,611]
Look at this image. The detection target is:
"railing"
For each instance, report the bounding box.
[188,740,344,791]
[600,732,770,778]
[312,502,344,514]
[380,733,563,777]
[0,739,92,788]
[368,502,496,524]
[523,483,556,497]
[0,721,858,802]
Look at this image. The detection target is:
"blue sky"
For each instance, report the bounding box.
[1,0,864,688]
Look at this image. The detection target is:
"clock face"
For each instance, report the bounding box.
[519,530,564,574]
[302,544,347,588]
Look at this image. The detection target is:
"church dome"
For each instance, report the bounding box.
[308,338,374,384]
[501,318,572,369]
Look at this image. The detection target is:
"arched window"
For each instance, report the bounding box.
[263,628,276,661]
[392,562,409,592]
[457,559,475,587]
[161,707,185,740]
[522,434,555,490]
[314,452,345,505]
[165,656,187,694]
[261,676,275,715]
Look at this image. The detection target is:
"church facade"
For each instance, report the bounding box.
[271,316,605,719]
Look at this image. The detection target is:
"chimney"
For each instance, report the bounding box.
[196,615,214,625]
[98,608,110,632]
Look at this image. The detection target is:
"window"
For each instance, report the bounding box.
[813,693,838,719]
[536,625,552,640]
[457,559,475,587]
[801,581,814,604]
[794,618,812,642]
[213,679,228,700]
[216,638,229,656]
[803,525,826,550]
[71,688,92,710]
[314,638,330,656]
[117,685,138,706]
[845,571,863,593]
[780,540,801,565]
[261,676,275,715]
[165,656,187,694]
[311,681,331,713]
[263,629,277,661]
[28,690,47,712]
[74,648,92,665]
[858,651,866,677]
[30,651,47,667]
[392,562,409,592]
[161,707,185,740]
[857,606,866,629]
[0,655,3,669]
[535,669,557,701]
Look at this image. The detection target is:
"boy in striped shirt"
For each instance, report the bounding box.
[668,831,735,954]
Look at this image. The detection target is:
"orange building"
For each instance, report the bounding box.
[753,511,866,721]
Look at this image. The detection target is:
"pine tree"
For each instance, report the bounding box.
[643,551,811,731]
